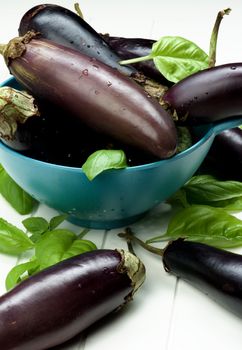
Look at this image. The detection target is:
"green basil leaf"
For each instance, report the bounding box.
[167,188,189,208]
[151,36,209,83]
[175,175,242,210]
[0,165,37,214]
[22,217,49,235]
[49,214,68,231]
[215,197,242,211]
[35,229,76,269]
[149,205,242,248]
[5,260,39,291]
[82,149,127,180]
[0,218,34,254]
[62,239,97,260]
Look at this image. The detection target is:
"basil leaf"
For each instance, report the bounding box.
[148,205,242,249]
[215,197,242,211]
[0,165,37,214]
[82,149,127,180]
[49,214,68,231]
[0,218,34,254]
[62,239,97,260]
[5,260,39,291]
[171,175,242,210]
[119,36,209,83]
[151,36,209,83]
[35,229,76,269]
[22,217,49,235]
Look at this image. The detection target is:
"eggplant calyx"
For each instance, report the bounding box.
[116,249,146,299]
[1,31,39,66]
[0,87,39,139]
[132,72,168,104]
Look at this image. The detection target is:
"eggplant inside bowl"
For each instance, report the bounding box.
[0,77,241,229]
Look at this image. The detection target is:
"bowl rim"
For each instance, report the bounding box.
[0,76,217,174]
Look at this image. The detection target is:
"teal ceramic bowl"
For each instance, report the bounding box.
[0,77,241,229]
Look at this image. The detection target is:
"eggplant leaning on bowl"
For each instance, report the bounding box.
[0,31,177,161]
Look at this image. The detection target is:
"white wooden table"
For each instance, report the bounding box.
[0,1,242,349]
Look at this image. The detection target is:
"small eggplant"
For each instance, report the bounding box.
[163,239,242,318]
[120,231,242,318]
[0,32,177,159]
[0,249,145,350]
[102,35,170,84]
[163,63,242,124]
[18,3,135,76]
[200,127,242,181]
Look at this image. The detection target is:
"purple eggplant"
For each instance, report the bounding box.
[201,127,242,181]
[163,239,242,318]
[102,35,170,84]
[163,63,242,124]
[18,3,170,105]
[120,231,242,318]
[0,33,177,159]
[0,249,145,350]
[18,3,135,76]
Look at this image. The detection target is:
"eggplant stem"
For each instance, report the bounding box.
[74,3,84,19]
[208,7,231,68]
[118,228,163,256]
[119,54,153,66]
[77,228,90,239]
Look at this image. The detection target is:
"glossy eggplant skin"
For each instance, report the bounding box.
[163,239,242,318]
[18,4,134,76]
[163,63,242,124]
[4,35,177,159]
[103,35,170,85]
[0,249,145,350]
[201,127,242,181]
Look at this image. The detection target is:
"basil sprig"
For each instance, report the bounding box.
[147,175,242,249]
[3,214,97,290]
[147,205,242,249]
[120,36,209,83]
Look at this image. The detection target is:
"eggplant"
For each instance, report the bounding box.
[163,63,242,124]
[200,127,242,181]
[102,35,170,85]
[163,239,242,318]
[119,231,242,318]
[18,3,169,104]
[0,249,145,350]
[18,3,135,77]
[0,32,177,159]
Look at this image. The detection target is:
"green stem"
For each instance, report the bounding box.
[77,228,90,239]
[208,8,231,68]
[119,54,153,66]
[74,3,84,19]
[118,228,164,256]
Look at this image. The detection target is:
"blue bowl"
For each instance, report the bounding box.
[0,77,241,229]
